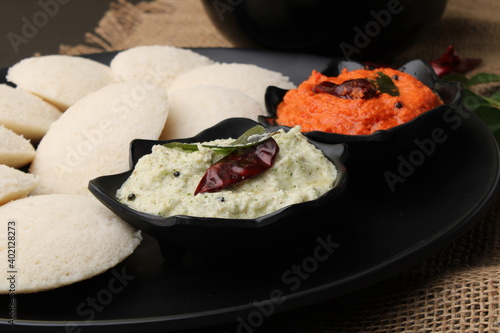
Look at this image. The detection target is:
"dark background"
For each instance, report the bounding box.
[0,0,145,68]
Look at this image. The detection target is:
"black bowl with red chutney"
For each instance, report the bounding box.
[260,59,463,188]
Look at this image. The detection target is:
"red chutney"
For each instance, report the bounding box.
[275,68,444,135]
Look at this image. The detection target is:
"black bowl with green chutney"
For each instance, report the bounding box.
[89,118,348,260]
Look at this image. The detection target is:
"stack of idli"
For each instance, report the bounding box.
[167,62,296,112]
[110,45,296,139]
[30,81,169,196]
[0,52,165,294]
[0,125,37,204]
[7,55,115,110]
[0,165,38,205]
[0,44,299,293]
[160,85,263,140]
[110,45,214,89]
[0,84,62,141]
[0,194,142,293]
[0,55,116,210]
[0,125,35,168]
[0,82,62,205]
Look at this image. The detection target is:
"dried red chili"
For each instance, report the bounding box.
[313,79,379,99]
[430,45,482,78]
[194,138,279,195]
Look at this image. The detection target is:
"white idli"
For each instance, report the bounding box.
[0,194,142,293]
[110,45,214,89]
[0,165,38,205]
[0,84,62,141]
[0,125,36,168]
[168,63,296,110]
[29,81,169,196]
[7,55,115,110]
[160,85,264,140]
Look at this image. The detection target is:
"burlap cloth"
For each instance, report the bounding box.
[60,1,500,331]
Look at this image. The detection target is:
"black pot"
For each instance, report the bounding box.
[202,0,447,62]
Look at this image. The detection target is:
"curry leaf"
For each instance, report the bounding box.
[461,89,492,111]
[442,73,500,139]
[432,47,500,143]
[161,142,199,151]
[441,73,469,84]
[372,72,399,97]
[465,72,500,88]
[223,125,274,148]
[483,97,500,108]
[474,105,500,143]
[163,125,277,155]
[488,89,500,106]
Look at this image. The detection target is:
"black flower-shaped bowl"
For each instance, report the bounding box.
[89,118,348,260]
[260,59,463,184]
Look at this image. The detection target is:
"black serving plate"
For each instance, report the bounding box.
[88,118,348,259]
[0,48,498,333]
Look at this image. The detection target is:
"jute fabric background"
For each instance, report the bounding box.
[60,0,500,331]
